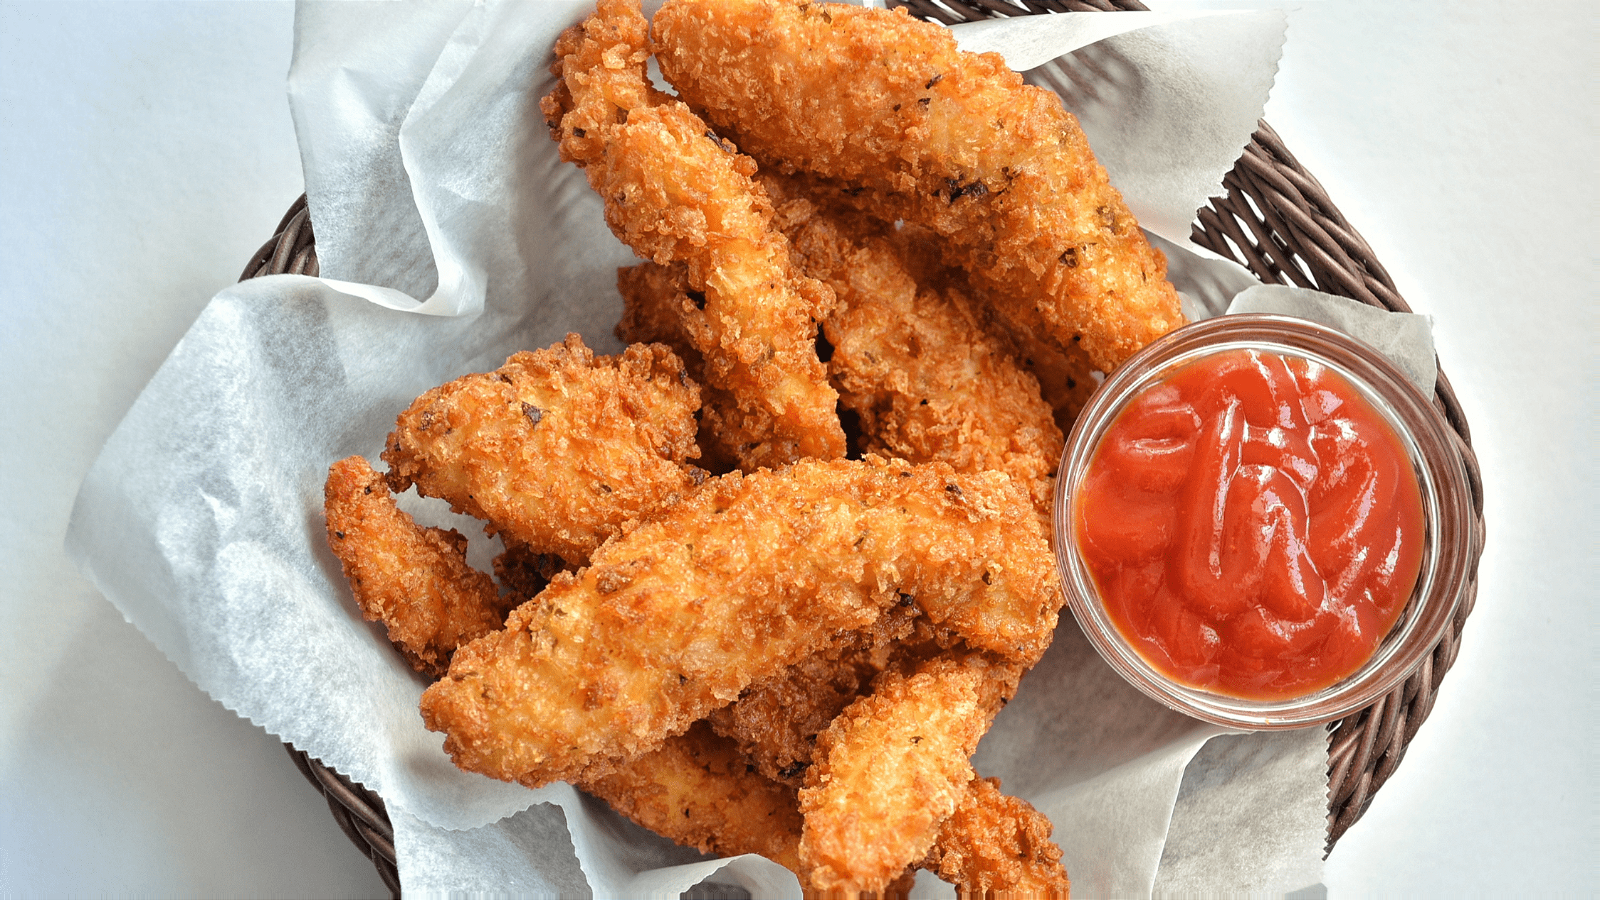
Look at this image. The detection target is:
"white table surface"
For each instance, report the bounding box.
[1,1,1591,896]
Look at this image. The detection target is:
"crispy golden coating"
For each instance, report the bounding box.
[578,721,804,870]
[543,0,843,468]
[492,541,567,602]
[619,201,1067,515]
[418,455,1059,788]
[984,307,1102,440]
[323,456,512,677]
[798,656,995,895]
[382,335,702,566]
[922,777,1070,899]
[615,262,746,475]
[615,262,703,378]
[707,644,877,790]
[890,220,1100,435]
[705,604,921,788]
[763,174,1064,519]
[652,0,1184,372]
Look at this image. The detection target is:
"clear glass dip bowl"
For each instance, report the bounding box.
[1053,314,1473,729]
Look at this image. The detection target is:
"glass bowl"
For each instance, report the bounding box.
[1053,314,1473,729]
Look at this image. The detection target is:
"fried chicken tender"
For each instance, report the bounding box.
[922,777,1070,899]
[614,261,700,373]
[762,174,1064,519]
[651,0,1184,372]
[382,335,703,566]
[616,260,847,476]
[323,456,513,677]
[890,220,1101,435]
[418,455,1059,788]
[615,262,749,475]
[985,308,1102,440]
[799,655,1009,895]
[578,721,804,870]
[615,263,801,474]
[619,202,1066,517]
[705,603,922,788]
[542,0,844,468]
[707,647,876,789]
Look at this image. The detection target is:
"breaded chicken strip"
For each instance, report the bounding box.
[383,335,703,567]
[680,629,1064,896]
[707,646,878,789]
[614,262,701,374]
[704,602,922,788]
[762,174,1064,519]
[890,220,1100,436]
[985,307,1102,440]
[799,654,1013,895]
[922,777,1070,899]
[578,721,804,871]
[418,455,1060,788]
[652,0,1184,372]
[618,200,1065,518]
[324,456,512,677]
[615,262,748,475]
[542,0,843,468]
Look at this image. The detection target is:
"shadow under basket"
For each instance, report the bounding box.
[246,1,1486,893]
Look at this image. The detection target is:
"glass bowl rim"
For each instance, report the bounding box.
[1052,313,1473,730]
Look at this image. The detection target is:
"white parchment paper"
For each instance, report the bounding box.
[58,2,1406,896]
[978,10,1288,245]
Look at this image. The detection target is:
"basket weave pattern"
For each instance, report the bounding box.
[248,0,1485,889]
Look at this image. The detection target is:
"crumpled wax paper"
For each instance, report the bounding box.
[65,2,1420,896]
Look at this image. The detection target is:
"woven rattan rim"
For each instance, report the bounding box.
[256,0,1486,888]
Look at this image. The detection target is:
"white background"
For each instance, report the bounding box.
[0,1,1591,896]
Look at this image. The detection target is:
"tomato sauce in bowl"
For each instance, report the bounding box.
[1073,348,1425,701]
[1055,315,1472,729]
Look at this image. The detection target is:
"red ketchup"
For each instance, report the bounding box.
[1073,349,1426,700]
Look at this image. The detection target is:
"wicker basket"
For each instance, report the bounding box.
[247,1,1486,893]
